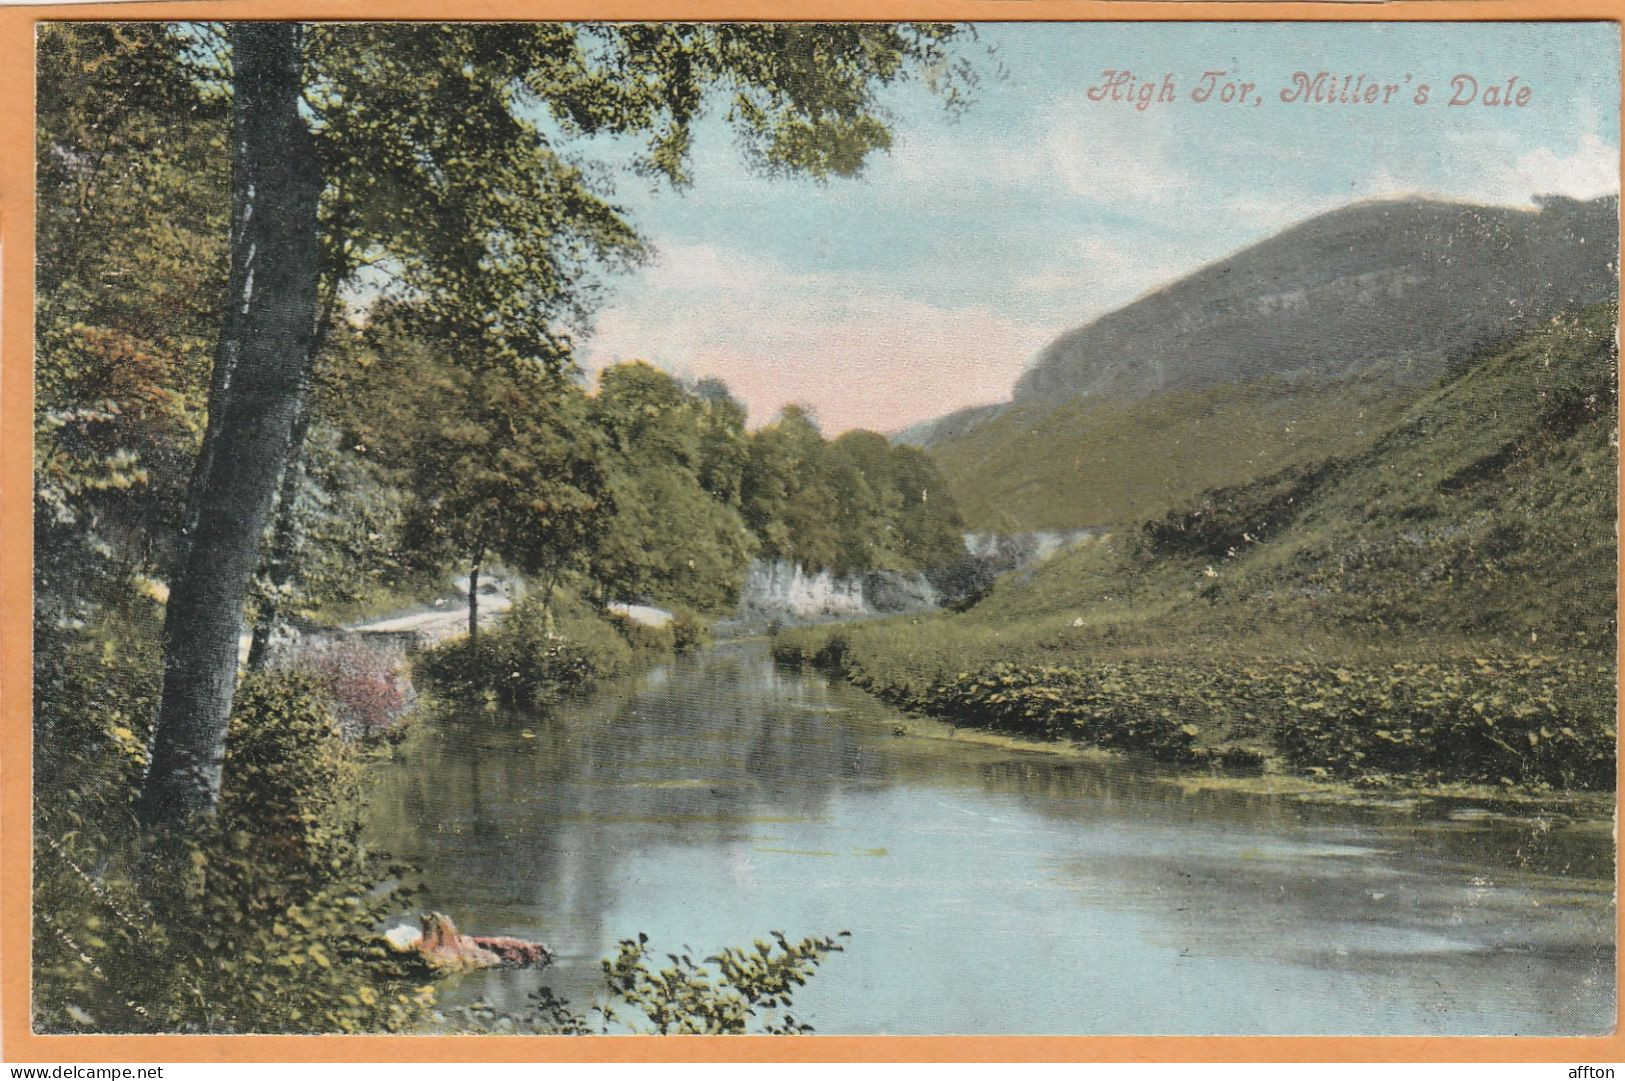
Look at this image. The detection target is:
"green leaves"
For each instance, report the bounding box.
[742,407,966,576]
[513,929,847,1035]
[33,666,436,1035]
[343,306,612,594]
[783,625,1616,791]
[36,24,227,593]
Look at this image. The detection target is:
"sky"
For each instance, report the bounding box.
[564,22,1621,434]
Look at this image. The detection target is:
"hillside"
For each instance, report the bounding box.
[921,371,1417,532]
[781,304,1619,791]
[911,195,1619,530]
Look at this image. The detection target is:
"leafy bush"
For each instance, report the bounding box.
[925,554,1001,611]
[669,606,711,655]
[33,598,163,818]
[772,627,851,673]
[417,592,632,710]
[606,610,677,657]
[34,671,436,1034]
[452,931,850,1035]
[219,673,368,872]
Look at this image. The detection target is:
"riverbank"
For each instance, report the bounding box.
[772,624,1616,800]
[854,677,1614,821]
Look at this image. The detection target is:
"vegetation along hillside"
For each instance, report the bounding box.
[907,195,1619,531]
[781,303,1620,793]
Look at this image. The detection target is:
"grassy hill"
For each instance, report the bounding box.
[924,372,1416,531]
[781,304,1619,792]
[908,195,1619,531]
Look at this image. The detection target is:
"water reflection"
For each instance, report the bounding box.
[364,639,1614,1035]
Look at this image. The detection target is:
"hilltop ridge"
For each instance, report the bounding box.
[906,195,1619,531]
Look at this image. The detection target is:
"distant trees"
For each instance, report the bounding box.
[587,364,755,612]
[344,336,970,617]
[743,406,965,576]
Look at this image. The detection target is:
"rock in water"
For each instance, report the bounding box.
[468,935,554,967]
[404,912,551,970]
[417,912,500,970]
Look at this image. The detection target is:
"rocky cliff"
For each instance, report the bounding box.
[906,195,1618,529]
[1016,195,1618,403]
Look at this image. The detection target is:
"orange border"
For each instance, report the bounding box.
[3,0,1623,1063]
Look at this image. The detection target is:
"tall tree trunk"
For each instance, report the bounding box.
[245,292,335,672]
[247,197,349,672]
[137,23,322,832]
[243,392,313,672]
[467,543,485,644]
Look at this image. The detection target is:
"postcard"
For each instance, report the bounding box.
[6,3,1622,1063]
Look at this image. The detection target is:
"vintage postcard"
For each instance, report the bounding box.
[5,1,1623,1062]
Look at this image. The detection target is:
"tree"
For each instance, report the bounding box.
[691,377,751,508]
[886,442,967,567]
[35,24,228,611]
[137,22,321,830]
[588,364,755,611]
[741,405,846,572]
[826,430,905,573]
[345,307,610,641]
[138,21,976,832]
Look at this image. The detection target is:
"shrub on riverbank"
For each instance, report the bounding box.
[419,588,719,709]
[606,609,678,657]
[670,606,711,654]
[418,591,634,710]
[280,637,416,742]
[604,604,713,658]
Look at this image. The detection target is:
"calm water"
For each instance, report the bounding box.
[364,638,1616,1035]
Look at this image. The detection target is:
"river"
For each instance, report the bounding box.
[363,638,1615,1035]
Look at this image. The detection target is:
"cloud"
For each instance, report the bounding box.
[1016,104,1194,203]
[873,89,1196,209]
[1437,130,1620,205]
[1493,132,1619,201]
[582,244,1053,433]
[1209,132,1620,238]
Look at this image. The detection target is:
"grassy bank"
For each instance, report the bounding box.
[778,305,1619,795]
[775,631,1614,791]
